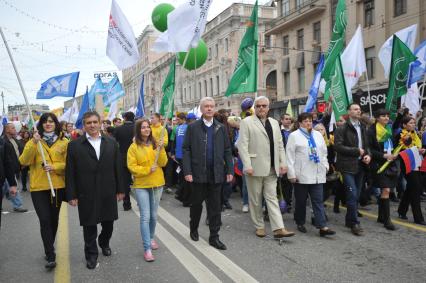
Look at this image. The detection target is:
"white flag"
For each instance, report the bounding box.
[341,25,366,102]
[59,99,79,123]
[401,83,421,116]
[378,24,417,78]
[153,0,213,52]
[107,100,119,121]
[107,0,140,70]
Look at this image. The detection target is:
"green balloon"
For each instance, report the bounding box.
[177,40,208,71]
[152,3,175,32]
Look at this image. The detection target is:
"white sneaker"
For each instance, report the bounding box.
[242,204,249,213]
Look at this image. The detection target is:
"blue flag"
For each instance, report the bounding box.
[408,40,426,86]
[2,116,8,126]
[88,77,107,110]
[36,72,79,99]
[304,54,325,113]
[75,88,90,129]
[135,75,145,118]
[103,75,125,106]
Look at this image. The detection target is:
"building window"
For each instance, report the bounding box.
[265,35,272,49]
[204,80,207,97]
[365,46,375,79]
[284,72,290,96]
[208,47,212,60]
[298,67,305,92]
[296,0,309,9]
[283,35,289,55]
[189,86,192,101]
[210,78,213,96]
[297,29,304,50]
[184,88,187,102]
[364,0,375,27]
[281,0,290,16]
[394,0,406,17]
[215,43,219,58]
[216,75,220,96]
[313,22,321,44]
[225,38,228,52]
[331,0,338,31]
[199,82,202,99]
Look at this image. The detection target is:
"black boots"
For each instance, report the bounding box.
[378,198,397,231]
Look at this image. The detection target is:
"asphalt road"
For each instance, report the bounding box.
[1,189,426,283]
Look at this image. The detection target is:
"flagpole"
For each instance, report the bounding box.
[365,72,373,117]
[0,27,56,197]
[420,74,426,104]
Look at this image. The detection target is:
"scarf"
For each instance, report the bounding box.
[299,128,320,164]
[376,123,393,154]
[42,132,58,147]
[399,129,421,150]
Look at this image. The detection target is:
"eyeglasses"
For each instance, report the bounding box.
[255,104,268,108]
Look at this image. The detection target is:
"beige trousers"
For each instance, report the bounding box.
[245,168,285,231]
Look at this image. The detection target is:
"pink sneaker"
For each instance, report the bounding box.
[151,239,159,250]
[144,250,155,262]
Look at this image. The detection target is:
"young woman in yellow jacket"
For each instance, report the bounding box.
[127,118,168,262]
[19,113,68,270]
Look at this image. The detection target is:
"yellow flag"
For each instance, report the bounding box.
[286,101,293,117]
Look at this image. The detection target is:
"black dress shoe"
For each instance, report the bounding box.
[45,261,56,270]
[357,211,363,217]
[319,228,336,237]
[209,238,227,250]
[351,224,364,236]
[123,206,132,211]
[297,225,307,233]
[86,260,98,270]
[223,201,232,210]
[398,214,408,220]
[101,247,112,256]
[414,221,426,226]
[190,230,199,241]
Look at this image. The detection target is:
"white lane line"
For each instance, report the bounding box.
[130,196,221,283]
[157,206,259,283]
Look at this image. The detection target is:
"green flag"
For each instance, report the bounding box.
[159,58,176,119]
[330,56,349,121]
[225,0,258,97]
[385,35,417,120]
[321,0,347,81]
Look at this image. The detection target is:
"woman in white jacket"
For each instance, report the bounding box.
[286,112,336,237]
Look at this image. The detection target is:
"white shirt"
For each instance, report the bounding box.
[86,133,102,160]
[349,118,363,149]
[203,118,213,127]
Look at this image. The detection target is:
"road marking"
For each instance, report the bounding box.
[325,201,426,233]
[157,206,259,283]
[55,204,70,283]
[130,197,221,283]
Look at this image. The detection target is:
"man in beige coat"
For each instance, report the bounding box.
[237,96,295,238]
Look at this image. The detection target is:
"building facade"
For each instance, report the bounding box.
[8,104,49,121]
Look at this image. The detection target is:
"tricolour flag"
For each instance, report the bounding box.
[153,0,213,52]
[107,100,119,121]
[304,54,324,113]
[159,58,176,119]
[88,77,107,110]
[106,0,140,70]
[135,74,145,118]
[341,25,367,102]
[75,88,90,129]
[36,72,79,99]
[103,75,125,107]
[225,0,258,97]
[379,24,417,78]
[385,35,417,120]
[408,40,426,86]
[321,0,347,82]
[399,146,422,174]
[330,56,349,121]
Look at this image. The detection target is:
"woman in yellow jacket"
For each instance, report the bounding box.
[127,118,168,262]
[19,113,68,270]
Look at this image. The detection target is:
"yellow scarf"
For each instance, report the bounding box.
[322,132,330,147]
[399,129,421,149]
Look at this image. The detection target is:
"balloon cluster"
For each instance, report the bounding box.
[152,3,208,71]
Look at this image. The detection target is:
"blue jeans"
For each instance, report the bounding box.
[3,181,23,209]
[294,183,327,228]
[343,171,365,226]
[134,187,163,252]
[242,175,248,205]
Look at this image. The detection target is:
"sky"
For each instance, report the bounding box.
[0,0,262,112]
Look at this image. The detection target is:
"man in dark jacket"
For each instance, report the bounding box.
[334,103,371,236]
[66,111,125,269]
[183,97,233,250]
[113,111,135,211]
[0,137,18,229]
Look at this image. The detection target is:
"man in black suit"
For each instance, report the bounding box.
[66,111,125,269]
[113,111,135,211]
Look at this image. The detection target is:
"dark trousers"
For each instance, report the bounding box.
[175,159,192,205]
[222,181,232,205]
[123,167,132,209]
[343,169,365,226]
[83,221,114,261]
[398,171,424,223]
[21,167,29,191]
[190,182,222,240]
[281,176,293,207]
[294,183,327,228]
[31,189,65,261]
